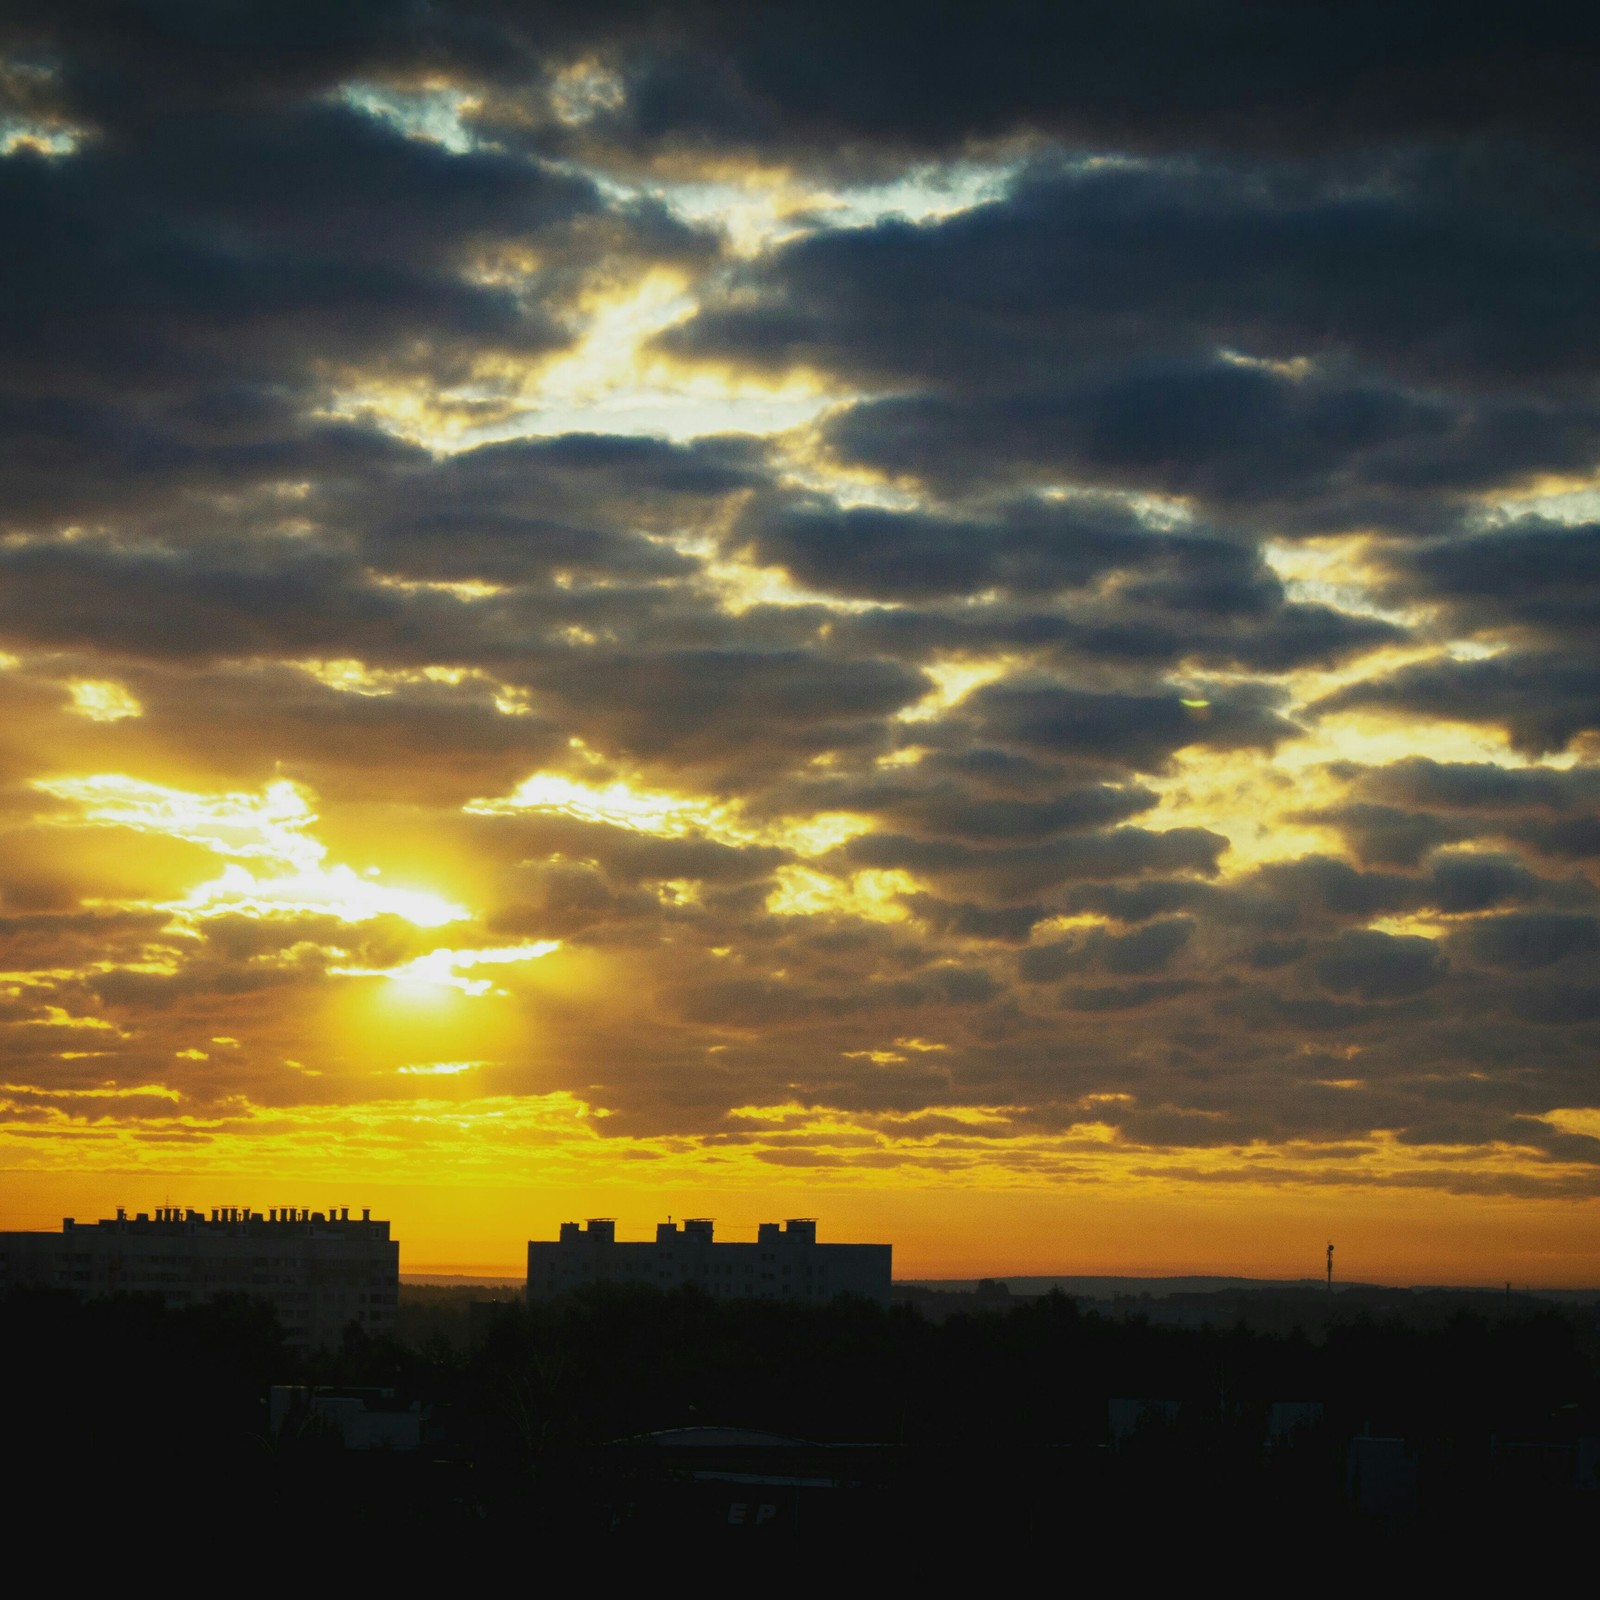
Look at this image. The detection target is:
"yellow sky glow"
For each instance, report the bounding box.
[333,940,562,996]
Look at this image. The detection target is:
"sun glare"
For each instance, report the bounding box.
[171,862,468,928]
[36,773,469,928]
[472,771,721,837]
[38,774,326,866]
[334,941,562,996]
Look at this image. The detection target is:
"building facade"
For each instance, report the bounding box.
[526,1217,891,1307]
[0,1206,399,1348]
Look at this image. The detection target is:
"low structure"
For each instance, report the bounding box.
[526,1217,891,1307]
[269,1386,425,1450]
[0,1205,398,1348]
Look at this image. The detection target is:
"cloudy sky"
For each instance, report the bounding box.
[2,3,1598,1279]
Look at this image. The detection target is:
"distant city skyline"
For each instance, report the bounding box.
[3,1197,1595,1290]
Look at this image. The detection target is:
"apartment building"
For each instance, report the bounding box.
[527,1217,891,1306]
[0,1206,399,1348]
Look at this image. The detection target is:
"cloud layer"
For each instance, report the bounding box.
[2,3,1598,1242]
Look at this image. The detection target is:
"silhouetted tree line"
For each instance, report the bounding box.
[4,1282,1595,1567]
[431,1284,1599,1453]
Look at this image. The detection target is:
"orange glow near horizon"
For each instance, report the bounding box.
[3,732,1598,1285]
[3,1169,1597,1288]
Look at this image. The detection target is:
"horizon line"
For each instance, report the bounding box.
[402,1269,1600,1293]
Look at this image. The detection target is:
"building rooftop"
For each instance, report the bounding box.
[59,1206,382,1230]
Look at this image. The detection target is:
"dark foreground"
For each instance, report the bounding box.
[5,1282,1594,1576]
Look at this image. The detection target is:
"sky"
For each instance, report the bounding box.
[2,3,1599,1282]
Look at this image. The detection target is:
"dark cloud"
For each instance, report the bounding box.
[1060,880,1218,924]
[520,647,928,768]
[351,432,763,586]
[1315,653,1600,756]
[664,4,1600,160]
[677,154,1600,392]
[833,589,1399,676]
[1301,802,1464,869]
[821,378,1600,531]
[1323,758,1600,866]
[1379,520,1600,644]
[1210,852,1585,936]
[1312,928,1452,998]
[0,59,716,562]
[1063,979,1200,1013]
[16,2,1600,161]
[733,492,1151,602]
[759,772,1163,847]
[127,665,569,804]
[1459,912,1600,971]
[891,787,1155,844]
[671,153,1600,534]
[1019,917,1193,983]
[840,826,1227,903]
[971,679,1296,771]
[470,812,784,892]
[0,539,408,660]
[1360,757,1600,815]
[900,896,1043,945]
[1427,853,1555,915]
[736,489,1405,671]
[0,104,596,404]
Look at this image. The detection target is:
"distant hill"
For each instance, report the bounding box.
[398,1270,1598,1300]
[901,1275,1352,1298]
[898,1275,1597,1300]
[402,1272,524,1287]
